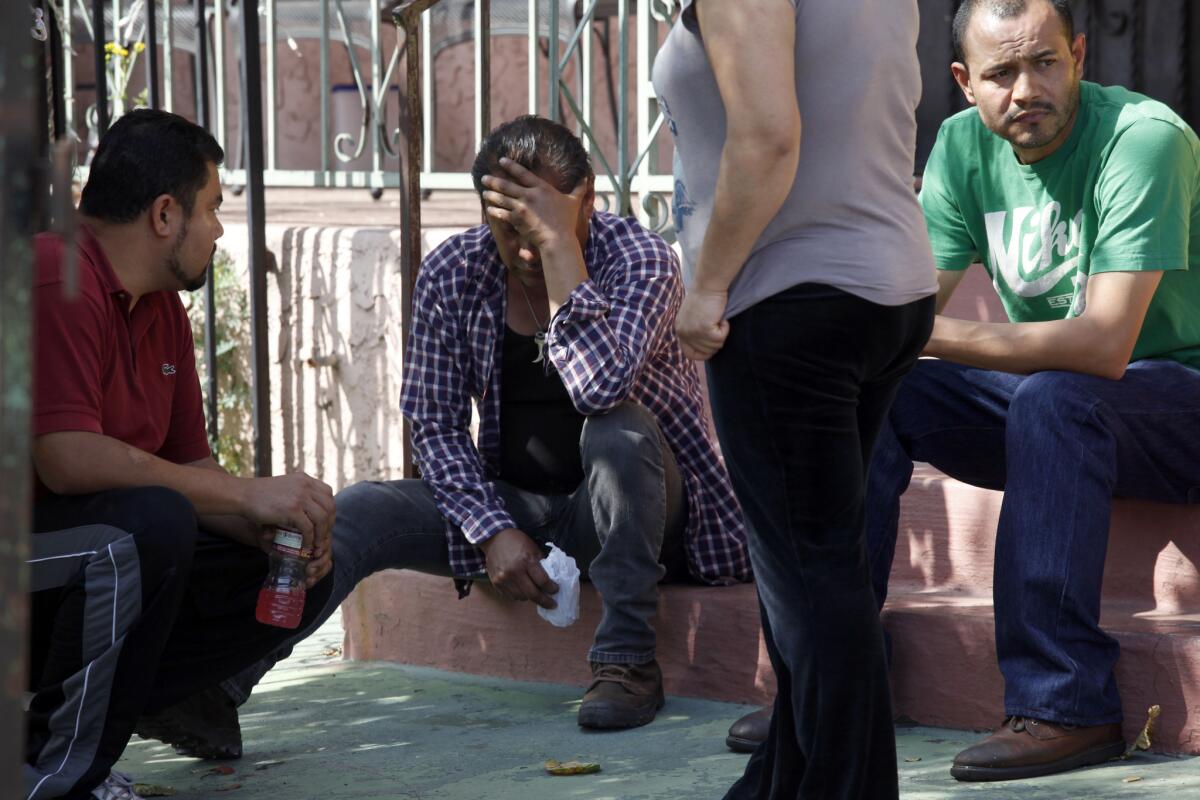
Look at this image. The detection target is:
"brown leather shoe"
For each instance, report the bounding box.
[951,716,1125,782]
[577,660,665,730]
[726,705,771,752]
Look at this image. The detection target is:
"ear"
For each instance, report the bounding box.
[950,61,976,106]
[578,176,596,219]
[150,194,176,239]
[1071,32,1086,75]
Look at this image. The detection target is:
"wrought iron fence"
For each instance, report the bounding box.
[39,0,679,222]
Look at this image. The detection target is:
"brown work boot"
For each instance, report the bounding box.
[951,716,1125,782]
[577,660,665,730]
[726,705,771,753]
[135,684,243,760]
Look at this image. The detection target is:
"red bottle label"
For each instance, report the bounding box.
[271,528,312,559]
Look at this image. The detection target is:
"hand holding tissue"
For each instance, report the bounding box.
[537,544,580,627]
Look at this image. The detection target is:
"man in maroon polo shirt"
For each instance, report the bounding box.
[26,110,335,800]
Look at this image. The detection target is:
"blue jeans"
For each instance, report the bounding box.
[866,357,1200,727]
[709,283,935,800]
[224,401,687,702]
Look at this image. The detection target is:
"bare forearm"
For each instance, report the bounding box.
[541,238,590,315]
[33,431,247,515]
[926,316,1128,379]
[693,136,798,293]
[186,457,264,548]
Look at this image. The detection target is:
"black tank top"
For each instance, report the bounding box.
[497,327,586,494]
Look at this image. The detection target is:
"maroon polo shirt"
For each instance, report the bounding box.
[33,226,211,492]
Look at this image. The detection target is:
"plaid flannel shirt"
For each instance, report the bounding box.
[400,211,751,585]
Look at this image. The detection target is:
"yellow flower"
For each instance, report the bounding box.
[134,42,146,53]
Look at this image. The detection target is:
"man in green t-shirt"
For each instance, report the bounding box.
[866,0,1200,783]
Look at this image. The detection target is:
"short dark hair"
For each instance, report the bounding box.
[952,0,1074,64]
[470,115,593,195]
[79,109,224,224]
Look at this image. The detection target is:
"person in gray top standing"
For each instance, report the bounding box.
[654,1,937,798]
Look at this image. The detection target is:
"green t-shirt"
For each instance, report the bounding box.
[921,80,1200,370]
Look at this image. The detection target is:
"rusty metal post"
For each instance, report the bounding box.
[92,0,109,133]
[241,0,273,476]
[480,0,490,140]
[146,0,161,108]
[393,0,440,479]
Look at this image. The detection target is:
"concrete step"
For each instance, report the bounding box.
[887,466,1200,754]
[341,572,775,708]
[884,590,1200,755]
[894,466,1200,613]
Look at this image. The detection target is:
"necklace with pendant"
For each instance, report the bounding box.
[515,278,548,364]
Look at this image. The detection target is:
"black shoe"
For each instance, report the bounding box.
[577,660,665,730]
[135,684,243,760]
[726,706,771,752]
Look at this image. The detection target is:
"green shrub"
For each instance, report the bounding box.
[184,249,254,476]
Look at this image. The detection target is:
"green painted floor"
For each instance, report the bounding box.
[117,620,1198,799]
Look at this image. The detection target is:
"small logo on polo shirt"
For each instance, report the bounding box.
[161,363,177,376]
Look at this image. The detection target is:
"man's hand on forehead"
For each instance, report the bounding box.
[480,156,589,250]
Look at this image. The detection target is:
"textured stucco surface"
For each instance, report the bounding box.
[216,210,462,490]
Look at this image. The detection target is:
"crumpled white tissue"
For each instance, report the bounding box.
[537,544,580,628]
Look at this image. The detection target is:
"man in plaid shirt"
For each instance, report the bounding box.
[325,115,751,729]
[207,116,749,747]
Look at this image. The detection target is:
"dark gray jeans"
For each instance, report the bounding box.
[224,401,687,703]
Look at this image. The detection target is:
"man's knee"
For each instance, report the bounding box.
[334,480,386,521]
[125,486,199,575]
[1008,370,1102,429]
[110,485,198,533]
[333,480,437,536]
[331,479,445,567]
[579,401,662,466]
[330,481,390,563]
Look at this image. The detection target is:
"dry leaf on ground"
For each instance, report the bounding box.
[544,759,601,776]
[194,764,237,777]
[1122,705,1161,759]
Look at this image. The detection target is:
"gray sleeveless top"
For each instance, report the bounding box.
[652,0,938,315]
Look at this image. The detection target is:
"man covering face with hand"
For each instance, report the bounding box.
[218,116,752,734]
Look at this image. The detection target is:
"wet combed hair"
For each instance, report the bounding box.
[470,115,593,195]
[952,0,1075,64]
[79,109,224,224]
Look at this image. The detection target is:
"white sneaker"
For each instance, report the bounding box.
[90,770,144,800]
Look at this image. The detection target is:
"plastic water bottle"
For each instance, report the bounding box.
[255,528,309,629]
